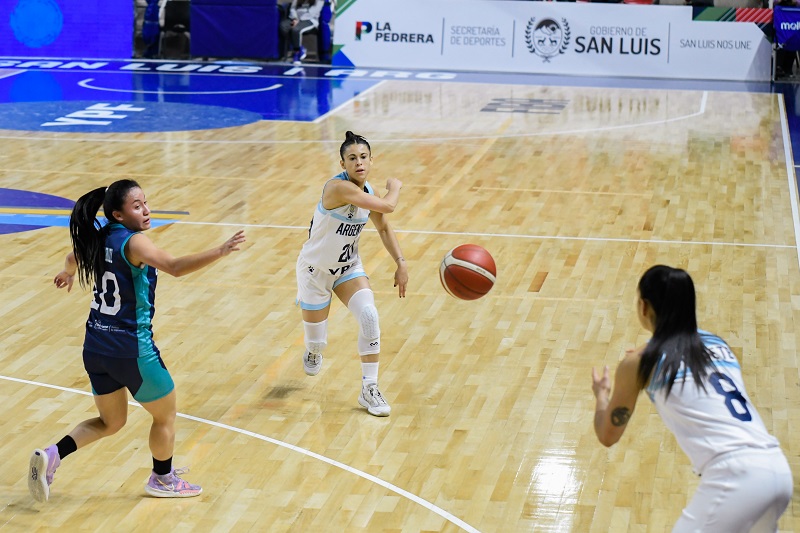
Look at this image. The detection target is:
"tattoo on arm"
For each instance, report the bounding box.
[611,407,631,427]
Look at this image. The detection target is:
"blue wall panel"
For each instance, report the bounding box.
[0,0,132,58]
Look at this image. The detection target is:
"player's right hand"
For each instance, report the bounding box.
[386,178,402,191]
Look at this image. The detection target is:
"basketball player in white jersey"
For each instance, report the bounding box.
[591,265,792,532]
[296,131,408,416]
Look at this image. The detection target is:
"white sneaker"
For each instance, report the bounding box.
[358,383,390,416]
[303,350,322,376]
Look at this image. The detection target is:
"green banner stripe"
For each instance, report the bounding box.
[693,7,736,21]
[336,0,358,16]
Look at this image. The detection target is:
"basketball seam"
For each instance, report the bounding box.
[443,257,496,283]
[439,261,457,298]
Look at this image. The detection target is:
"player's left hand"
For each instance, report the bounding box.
[220,230,246,256]
[54,270,74,292]
[394,263,408,298]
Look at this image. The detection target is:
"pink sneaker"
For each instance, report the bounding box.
[28,445,60,502]
[145,468,202,498]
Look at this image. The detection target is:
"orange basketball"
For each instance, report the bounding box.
[439,244,497,300]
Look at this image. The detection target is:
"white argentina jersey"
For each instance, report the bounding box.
[646,330,779,474]
[300,172,374,270]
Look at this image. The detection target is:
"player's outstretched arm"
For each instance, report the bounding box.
[126,230,246,277]
[53,251,77,292]
[327,178,402,214]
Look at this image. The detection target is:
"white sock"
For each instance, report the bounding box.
[361,361,379,386]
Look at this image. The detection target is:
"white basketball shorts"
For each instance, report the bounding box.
[295,255,367,311]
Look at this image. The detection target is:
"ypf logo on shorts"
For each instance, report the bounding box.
[526,17,571,62]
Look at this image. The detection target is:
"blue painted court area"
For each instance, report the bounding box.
[0,100,264,133]
[0,188,182,235]
[0,60,384,128]
[0,188,73,235]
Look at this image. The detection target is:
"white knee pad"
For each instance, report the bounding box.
[348,289,380,355]
[303,320,328,355]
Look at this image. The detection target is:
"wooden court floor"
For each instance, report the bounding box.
[0,77,798,532]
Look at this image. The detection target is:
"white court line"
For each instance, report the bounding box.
[0,91,709,145]
[0,70,24,80]
[77,78,283,95]
[778,94,800,270]
[312,79,386,124]
[174,220,795,249]
[0,374,480,533]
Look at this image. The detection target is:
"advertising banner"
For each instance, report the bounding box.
[775,5,800,52]
[333,0,772,81]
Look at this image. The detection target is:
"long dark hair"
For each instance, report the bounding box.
[339,130,371,160]
[69,179,140,289]
[636,265,714,396]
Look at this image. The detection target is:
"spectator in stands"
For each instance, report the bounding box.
[777,0,799,78]
[138,0,166,59]
[280,0,323,64]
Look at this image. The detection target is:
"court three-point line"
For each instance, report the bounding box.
[0,374,481,533]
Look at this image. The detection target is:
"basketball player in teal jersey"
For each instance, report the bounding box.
[28,180,245,502]
[296,131,408,416]
[592,265,792,531]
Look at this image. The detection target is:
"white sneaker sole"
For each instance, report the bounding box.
[28,449,50,503]
[358,394,391,417]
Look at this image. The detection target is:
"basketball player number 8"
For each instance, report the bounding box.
[709,372,752,422]
[90,271,121,316]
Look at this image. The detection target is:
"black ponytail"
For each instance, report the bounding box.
[636,265,715,396]
[69,179,140,289]
[339,130,371,160]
